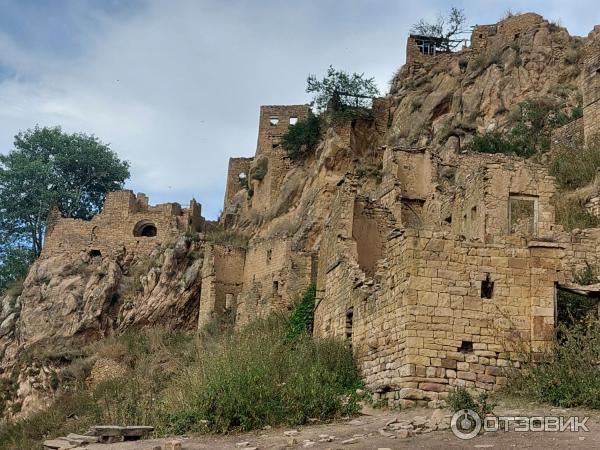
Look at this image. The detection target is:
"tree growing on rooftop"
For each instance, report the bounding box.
[411,6,468,51]
[306,66,380,112]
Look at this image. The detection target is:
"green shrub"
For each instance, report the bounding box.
[0,316,360,448]
[163,315,361,434]
[285,284,316,341]
[281,115,321,159]
[509,97,569,154]
[448,387,496,417]
[508,324,600,408]
[550,140,600,191]
[468,97,579,158]
[465,131,523,156]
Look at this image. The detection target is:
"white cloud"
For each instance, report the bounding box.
[0,0,597,217]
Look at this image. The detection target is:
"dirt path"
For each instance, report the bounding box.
[81,400,600,450]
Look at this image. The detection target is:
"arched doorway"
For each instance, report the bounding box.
[133,220,157,237]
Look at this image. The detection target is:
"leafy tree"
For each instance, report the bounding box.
[0,246,32,295]
[411,7,468,51]
[0,126,130,259]
[281,115,321,159]
[306,66,380,112]
[509,98,569,155]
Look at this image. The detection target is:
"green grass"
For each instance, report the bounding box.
[0,308,360,449]
[507,324,600,409]
[550,140,600,191]
[285,284,316,342]
[554,192,600,231]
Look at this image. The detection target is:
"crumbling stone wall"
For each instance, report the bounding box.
[42,190,203,259]
[551,117,583,152]
[314,151,576,406]
[235,237,313,327]
[198,243,245,329]
[471,25,496,51]
[250,105,311,214]
[224,157,253,210]
[450,154,556,242]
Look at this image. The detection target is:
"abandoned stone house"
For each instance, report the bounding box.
[42,190,204,259]
[37,13,600,407]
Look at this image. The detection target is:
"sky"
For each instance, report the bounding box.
[0,0,598,219]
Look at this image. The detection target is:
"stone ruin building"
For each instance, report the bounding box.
[34,13,600,408]
[43,190,204,259]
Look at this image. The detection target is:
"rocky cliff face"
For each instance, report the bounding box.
[0,12,590,420]
[0,236,204,419]
[388,13,582,154]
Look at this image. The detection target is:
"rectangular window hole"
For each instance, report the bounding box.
[289,117,298,125]
[345,307,354,341]
[269,116,279,126]
[481,274,494,299]
[458,341,473,353]
[509,195,537,235]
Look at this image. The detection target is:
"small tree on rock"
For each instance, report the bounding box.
[411,7,468,51]
[306,66,380,112]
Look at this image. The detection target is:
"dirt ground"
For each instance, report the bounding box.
[81,399,600,450]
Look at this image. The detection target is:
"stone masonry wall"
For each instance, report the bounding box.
[250,105,311,214]
[313,150,592,407]
[451,154,556,242]
[42,190,203,259]
[235,237,313,327]
[224,157,253,210]
[551,117,583,152]
[198,243,246,329]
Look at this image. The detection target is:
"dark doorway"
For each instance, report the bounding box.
[133,220,158,237]
[556,285,600,328]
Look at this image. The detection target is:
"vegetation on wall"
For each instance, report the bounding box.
[285,284,316,341]
[550,138,600,191]
[306,66,380,112]
[508,324,600,409]
[555,195,600,232]
[466,97,578,157]
[464,131,522,156]
[281,115,321,159]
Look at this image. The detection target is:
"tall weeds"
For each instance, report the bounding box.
[0,307,360,449]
